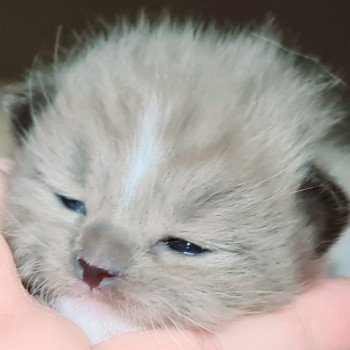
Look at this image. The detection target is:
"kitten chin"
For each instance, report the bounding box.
[54,297,138,344]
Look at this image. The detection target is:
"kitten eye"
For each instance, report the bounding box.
[56,194,86,215]
[161,237,209,256]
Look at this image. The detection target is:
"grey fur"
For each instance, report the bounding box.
[1,18,348,343]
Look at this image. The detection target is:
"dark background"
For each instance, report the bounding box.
[1,0,350,84]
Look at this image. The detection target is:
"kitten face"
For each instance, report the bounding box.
[1,20,348,343]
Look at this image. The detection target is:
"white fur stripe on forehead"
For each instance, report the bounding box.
[120,95,163,209]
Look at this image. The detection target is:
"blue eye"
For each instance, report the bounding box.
[162,237,208,256]
[56,194,86,215]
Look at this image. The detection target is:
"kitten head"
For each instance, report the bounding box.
[1,20,348,343]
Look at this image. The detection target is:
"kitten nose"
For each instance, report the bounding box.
[76,221,133,288]
[77,258,118,289]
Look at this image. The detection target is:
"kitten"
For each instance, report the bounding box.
[1,18,348,344]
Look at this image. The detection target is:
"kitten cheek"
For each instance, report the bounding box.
[53,296,138,344]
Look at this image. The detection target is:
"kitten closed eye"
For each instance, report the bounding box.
[161,237,209,256]
[56,194,87,215]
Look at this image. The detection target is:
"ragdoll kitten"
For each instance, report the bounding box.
[1,19,349,344]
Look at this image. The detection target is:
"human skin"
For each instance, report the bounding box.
[1,158,350,350]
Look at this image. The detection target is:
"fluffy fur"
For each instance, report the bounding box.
[1,19,348,343]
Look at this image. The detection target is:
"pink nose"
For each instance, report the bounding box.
[78,258,116,288]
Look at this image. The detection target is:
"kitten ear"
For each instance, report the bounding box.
[1,81,54,144]
[299,165,349,255]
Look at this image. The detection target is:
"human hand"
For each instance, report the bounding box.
[1,158,350,350]
[95,279,350,350]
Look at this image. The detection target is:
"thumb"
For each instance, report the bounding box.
[0,158,30,310]
[0,235,29,309]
